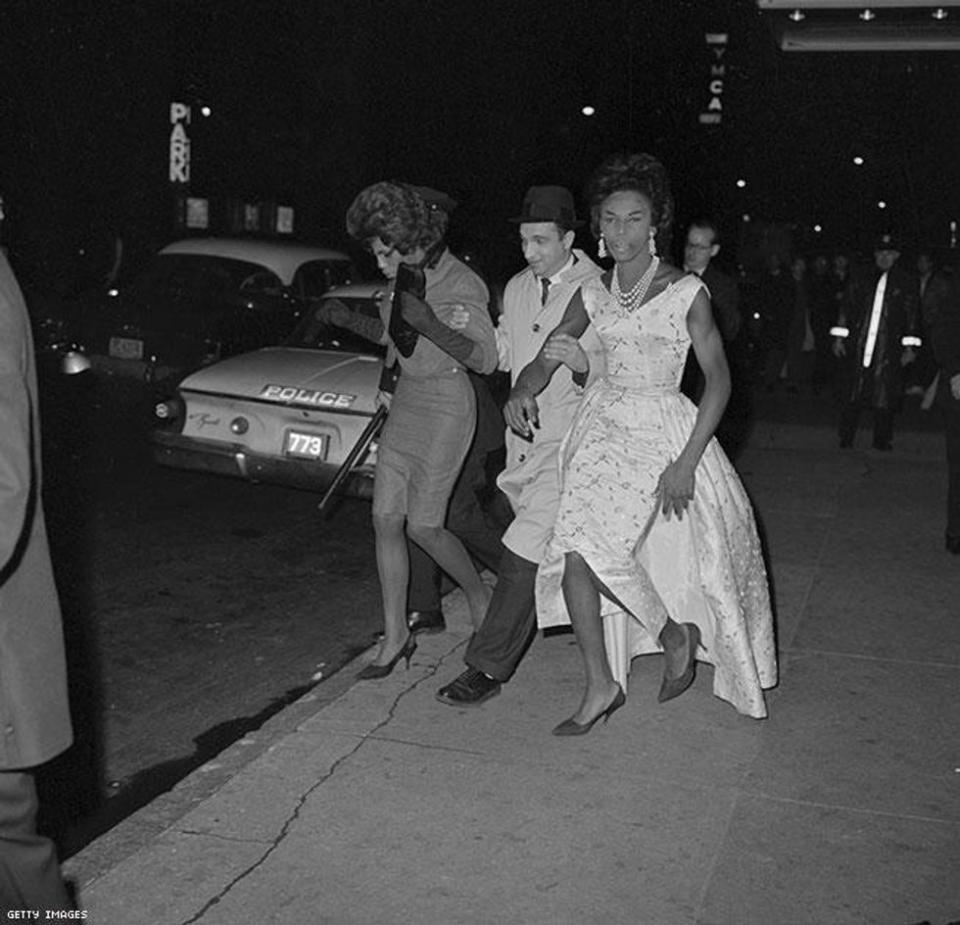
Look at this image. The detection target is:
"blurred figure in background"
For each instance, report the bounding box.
[923,259,960,553]
[0,250,75,912]
[808,252,838,396]
[833,233,919,451]
[785,254,815,395]
[911,248,948,397]
[756,252,793,391]
[680,218,749,457]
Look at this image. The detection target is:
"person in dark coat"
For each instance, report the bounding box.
[926,265,960,552]
[832,233,919,451]
[0,250,74,911]
[756,253,795,391]
[679,219,749,455]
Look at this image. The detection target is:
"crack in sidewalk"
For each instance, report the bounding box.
[177,644,456,923]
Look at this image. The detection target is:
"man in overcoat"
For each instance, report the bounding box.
[832,233,920,450]
[0,250,74,911]
[436,186,603,705]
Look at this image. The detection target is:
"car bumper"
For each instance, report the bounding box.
[151,431,375,498]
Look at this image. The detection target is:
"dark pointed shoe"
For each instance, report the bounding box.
[552,685,626,736]
[407,609,446,636]
[357,635,417,680]
[946,535,960,555]
[658,623,702,704]
[436,668,501,706]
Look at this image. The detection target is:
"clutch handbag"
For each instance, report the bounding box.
[388,262,426,357]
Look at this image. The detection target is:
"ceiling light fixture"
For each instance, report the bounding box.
[932,8,948,20]
[859,9,876,21]
[788,9,805,21]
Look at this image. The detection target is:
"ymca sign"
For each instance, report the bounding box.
[169,102,191,184]
[699,33,728,126]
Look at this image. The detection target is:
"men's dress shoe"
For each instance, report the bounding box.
[436,668,501,706]
[946,535,960,555]
[839,437,853,449]
[872,440,893,451]
[407,610,446,635]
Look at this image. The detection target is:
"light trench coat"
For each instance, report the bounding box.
[495,249,603,562]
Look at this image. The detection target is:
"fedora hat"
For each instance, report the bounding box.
[509,186,583,227]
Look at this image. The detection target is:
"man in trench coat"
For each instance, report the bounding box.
[0,249,74,911]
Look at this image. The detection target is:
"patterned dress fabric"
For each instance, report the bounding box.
[536,273,777,718]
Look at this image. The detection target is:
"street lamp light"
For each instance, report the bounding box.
[853,156,864,166]
[581,105,596,116]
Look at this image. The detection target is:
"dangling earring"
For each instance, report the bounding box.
[598,236,607,259]
[648,229,657,257]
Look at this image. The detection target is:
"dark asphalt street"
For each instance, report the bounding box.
[35,371,384,858]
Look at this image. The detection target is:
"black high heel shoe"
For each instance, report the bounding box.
[657,622,702,704]
[356,634,417,680]
[552,685,626,737]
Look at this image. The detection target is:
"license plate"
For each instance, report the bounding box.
[109,336,144,360]
[284,431,329,460]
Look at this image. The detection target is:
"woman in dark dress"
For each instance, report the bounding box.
[321,182,497,677]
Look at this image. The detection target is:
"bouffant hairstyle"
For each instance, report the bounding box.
[345,181,448,255]
[586,153,674,254]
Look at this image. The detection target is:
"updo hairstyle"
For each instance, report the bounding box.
[586,153,674,255]
[345,181,448,255]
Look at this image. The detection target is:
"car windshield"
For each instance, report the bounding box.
[125,254,284,303]
[286,295,386,357]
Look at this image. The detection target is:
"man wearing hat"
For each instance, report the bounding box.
[831,232,920,450]
[436,186,604,705]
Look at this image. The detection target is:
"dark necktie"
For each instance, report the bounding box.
[540,277,551,306]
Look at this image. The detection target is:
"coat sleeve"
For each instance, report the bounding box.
[0,319,31,577]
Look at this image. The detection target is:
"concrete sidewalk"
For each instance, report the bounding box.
[63,397,960,924]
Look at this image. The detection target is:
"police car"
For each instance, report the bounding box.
[81,237,355,385]
[151,281,387,497]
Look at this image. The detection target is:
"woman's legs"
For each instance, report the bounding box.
[561,552,623,724]
[407,522,492,628]
[561,551,698,718]
[372,512,412,665]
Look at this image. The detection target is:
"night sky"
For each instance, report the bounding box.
[2,0,960,289]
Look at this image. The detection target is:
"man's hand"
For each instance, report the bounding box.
[951,373,960,401]
[376,390,393,411]
[657,458,696,521]
[447,305,471,330]
[399,292,438,334]
[542,333,588,374]
[316,298,351,328]
[503,387,539,440]
[832,337,846,359]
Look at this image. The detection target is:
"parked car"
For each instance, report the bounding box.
[151,281,388,497]
[80,237,356,385]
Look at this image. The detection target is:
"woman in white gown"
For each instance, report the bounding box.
[504,153,777,735]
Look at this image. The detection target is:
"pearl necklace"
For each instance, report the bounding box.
[612,257,659,312]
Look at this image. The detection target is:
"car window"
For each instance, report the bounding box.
[286,295,385,357]
[294,261,355,299]
[126,255,281,304]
